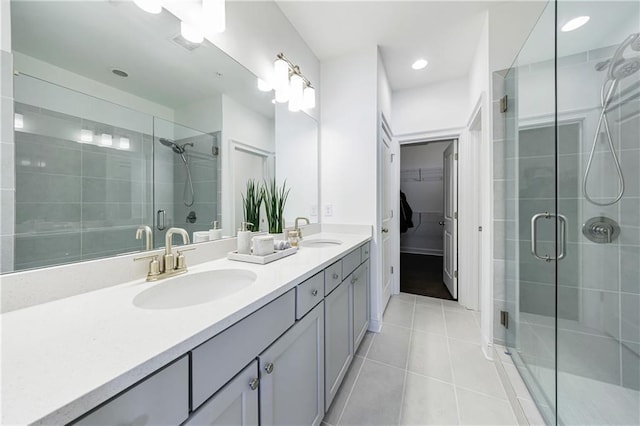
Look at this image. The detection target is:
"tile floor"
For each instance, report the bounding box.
[322,293,519,426]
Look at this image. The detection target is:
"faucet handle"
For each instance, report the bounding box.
[176,247,196,270]
[134,254,161,280]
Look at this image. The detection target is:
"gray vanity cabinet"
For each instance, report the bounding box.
[351,260,369,350]
[259,301,325,426]
[324,278,353,409]
[185,361,259,426]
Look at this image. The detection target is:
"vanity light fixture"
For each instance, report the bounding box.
[272,53,316,111]
[80,129,93,143]
[14,113,24,129]
[412,59,428,70]
[257,78,272,92]
[181,21,204,44]
[101,133,113,147]
[561,16,590,32]
[203,0,225,33]
[119,137,131,150]
[133,0,162,14]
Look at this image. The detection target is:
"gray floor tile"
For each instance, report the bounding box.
[324,356,364,426]
[442,299,466,311]
[400,372,459,425]
[444,310,482,344]
[395,292,417,304]
[338,359,405,426]
[457,388,517,425]
[415,295,442,308]
[408,330,453,383]
[367,323,411,369]
[383,297,414,328]
[449,339,507,399]
[413,304,446,335]
[355,331,375,357]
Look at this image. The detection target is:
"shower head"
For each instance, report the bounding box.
[611,57,640,79]
[608,33,640,80]
[159,138,193,155]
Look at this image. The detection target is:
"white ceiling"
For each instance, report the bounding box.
[275,1,503,90]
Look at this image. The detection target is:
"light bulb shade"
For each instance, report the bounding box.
[80,129,93,143]
[303,86,315,109]
[275,85,289,103]
[274,58,290,91]
[203,0,225,33]
[101,133,113,146]
[288,73,304,112]
[119,137,130,150]
[181,21,204,44]
[257,78,272,92]
[14,113,24,129]
[133,0,162,14]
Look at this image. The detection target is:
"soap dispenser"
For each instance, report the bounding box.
[237,222,254,254]
[209,221,222,241]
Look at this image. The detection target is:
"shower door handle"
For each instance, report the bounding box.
[531,212,567,262]
[157,209,167,231]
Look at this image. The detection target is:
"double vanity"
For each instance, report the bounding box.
[1,226,371,425]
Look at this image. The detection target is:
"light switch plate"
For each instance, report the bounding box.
[323,204,333,217]
[311,205,318,216]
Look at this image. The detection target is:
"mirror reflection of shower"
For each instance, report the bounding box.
[159,138,195,207]
[583,32,640,206]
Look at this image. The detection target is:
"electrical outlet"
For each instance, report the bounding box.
[311,205,318,216]
[323,204,333,217]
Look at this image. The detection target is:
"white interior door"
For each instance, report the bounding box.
[443,141,458,299]
[381,129,393,309]
[232,143,273,232]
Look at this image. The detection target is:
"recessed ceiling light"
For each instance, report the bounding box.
[561,16,590,32]
[412,59,428,70]
[111,68,128,78]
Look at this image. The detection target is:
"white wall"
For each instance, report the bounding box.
[174,95,223,135]
[220,94,275,235]
[392,78,469,135]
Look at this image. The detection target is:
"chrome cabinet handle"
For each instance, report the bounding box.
[531,212,567,262]
[311,289,318,296]
[249,377,259,390]
[332,272,339,280]
[157,209,167,231]
[264,363,274,374]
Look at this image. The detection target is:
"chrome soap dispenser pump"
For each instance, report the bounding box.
[237,222,254,254]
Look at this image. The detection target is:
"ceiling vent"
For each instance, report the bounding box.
[172,34,201,51]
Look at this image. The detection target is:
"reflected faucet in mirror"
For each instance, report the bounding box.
[135,225,154,251]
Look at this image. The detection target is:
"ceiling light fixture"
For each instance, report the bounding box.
[412,59,428,70]
[561,16,590,32]
[272,53,316,111]
[133,0,162,14]
[14,113,24,129]
[181,21,204,44]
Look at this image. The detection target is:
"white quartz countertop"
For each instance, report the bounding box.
[1,231,371,425]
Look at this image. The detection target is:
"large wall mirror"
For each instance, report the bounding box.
[3,0,318,273]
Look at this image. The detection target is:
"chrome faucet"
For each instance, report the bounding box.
[294,217,310,239]
[134,227,193,281]
[135,225,153,251]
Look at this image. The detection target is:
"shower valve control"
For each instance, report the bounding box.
[582,216,619,244]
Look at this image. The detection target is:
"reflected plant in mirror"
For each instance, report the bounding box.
[241,179,262,231]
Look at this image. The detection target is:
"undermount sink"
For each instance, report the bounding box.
[134,269,257,309]
[299,239,343,248]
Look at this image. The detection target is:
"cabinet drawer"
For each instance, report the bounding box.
[74,356,189,425]
[324,260,342,296]
[360,243,370,262]
[296,271,324,320]
[191,289,295,410]
[342,249,361,278]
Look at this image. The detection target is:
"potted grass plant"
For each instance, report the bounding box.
[241,179,262,231]
[262,178,290,235]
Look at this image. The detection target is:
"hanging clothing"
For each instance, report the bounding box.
[400,191,414,233]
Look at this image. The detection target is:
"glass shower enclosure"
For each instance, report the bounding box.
[500,1,639,424]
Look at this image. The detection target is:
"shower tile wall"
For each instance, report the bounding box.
[12,103,151,270]
[0,49,15,272]
[172,133,218,237]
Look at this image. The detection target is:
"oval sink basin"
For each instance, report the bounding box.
[134,269,257,310]
[299,239,343,248]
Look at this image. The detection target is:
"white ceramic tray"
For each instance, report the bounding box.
[227,246,298,264]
